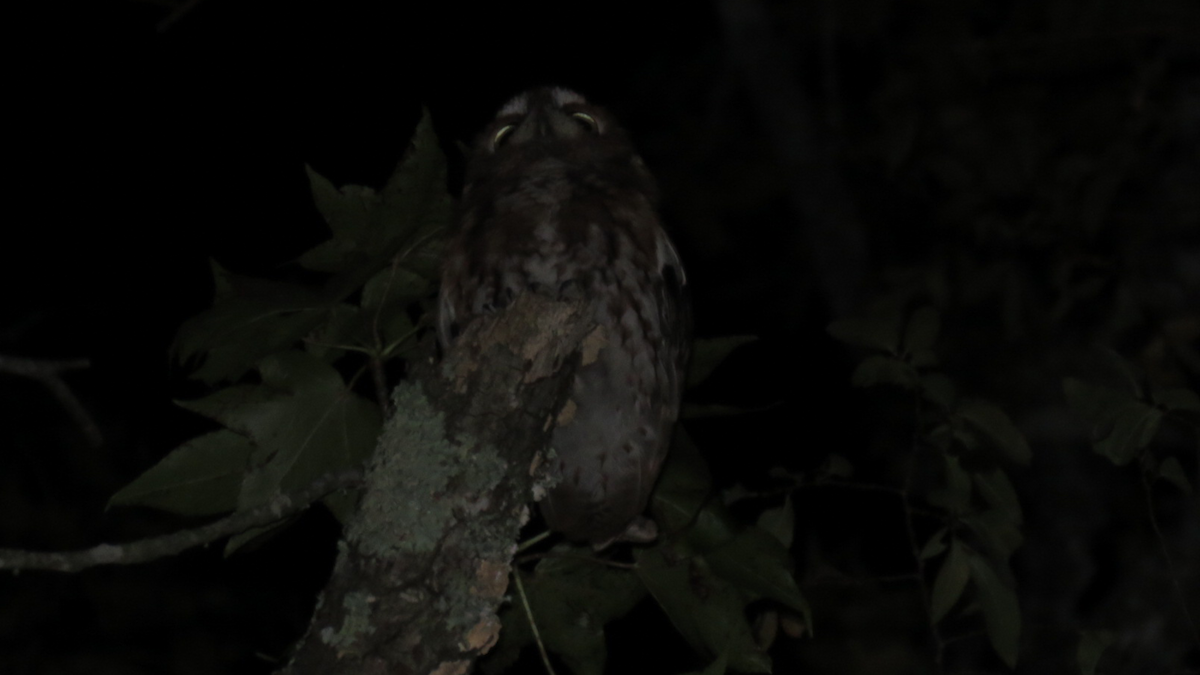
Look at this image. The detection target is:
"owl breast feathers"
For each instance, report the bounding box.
[437,87,690,547]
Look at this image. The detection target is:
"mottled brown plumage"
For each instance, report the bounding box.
[437,87,690,547]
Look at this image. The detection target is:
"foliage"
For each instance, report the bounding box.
[110,109,450,554]
[828,301,1028,669]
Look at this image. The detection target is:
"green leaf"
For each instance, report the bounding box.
[652,429,714,541]
[850,355,919,389]
[178,351,381,541]
[701,652,729,675]
[963,509,1024,562]
[302,304,366,360]
[705,527,812,630]
[173,261,338,385]
[927,454,972,513]
[756,496,795,549]
[299,108,451,277]
[636,546,772,674]
[817,453,854,480]
[827,314,901,353]
[920,528,948,560]
[902,306,940,352]
[930,539,969,623]
[1095,404,1162,465]
[108,430,252,516]
[956,399,1032,465]
[1076,630,1113,675]
[686,335,757,388]
[920,373,956,410]
[1157,456,1192,494]
[317,110,451,299]
[966,549,1021,668]
[361,265,432,311]
[487,553,646,675]
[1064,378,1164,465]
[299,166,374,272]
[972,469,1023,523]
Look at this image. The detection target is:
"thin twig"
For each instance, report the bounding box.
[0,471,361,573]
[515,550,639,570]
[0,354,102,447]
[902,396,946,674]
[156,0,204,32]
[1141,468,1200,649]
[513,570,557,675]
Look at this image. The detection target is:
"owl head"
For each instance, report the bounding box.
[464,87,642,185]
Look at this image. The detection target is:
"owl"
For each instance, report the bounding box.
[437,87,690,547]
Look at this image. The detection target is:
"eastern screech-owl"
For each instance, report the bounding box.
[437,87,690,547]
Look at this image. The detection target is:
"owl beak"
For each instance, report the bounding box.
[512,109,583,144]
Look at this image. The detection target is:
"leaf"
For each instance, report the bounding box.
[966,549,1021,668]
[920,373,956,410]
[701,652,729,675]
[827,314,901,353]
[930,540,969,623]
[686,335,757,388]
[487,553,646,675]
[972,469,1023,523]
[636,546,772,674]
[1064,378,1163,465]
[963,509,1024,562]
[1094,404,1162,465]
[178,351,381,542]
[299,167,374,272]
[920,528,948,560]
[173,261,338,385]
[108,430,252,516]
[756,496,795,549]
[705,527,812,630]
[299,108,450,277]
[361,264,432,311]
[850,355,919,389]
[1076,630,1113,675]
[302,304,366,361]
[652,429,715,540]
[903,306,941,352]
[956,399,1032,465]
[927,454,972,513]
[1157,456,1193,494]
[817,453,854,480]
[317,109,452,298]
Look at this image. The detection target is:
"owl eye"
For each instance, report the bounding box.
[571,112,599,134]
[492,124,516,150]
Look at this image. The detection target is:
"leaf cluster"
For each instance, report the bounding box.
[829,299,1029,669]
[110,110,451,554]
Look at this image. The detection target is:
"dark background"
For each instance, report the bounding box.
[2,1,1198,673]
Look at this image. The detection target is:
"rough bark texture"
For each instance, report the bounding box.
[279,294,594,675]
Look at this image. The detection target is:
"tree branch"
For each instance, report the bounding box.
[278,294,593,675]
[0,354,102,447]
[0,471,361,573]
